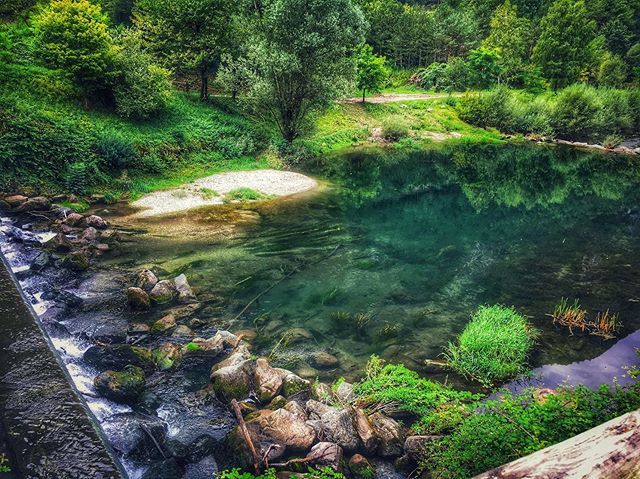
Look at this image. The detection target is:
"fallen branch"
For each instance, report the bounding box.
[231,398,262,474]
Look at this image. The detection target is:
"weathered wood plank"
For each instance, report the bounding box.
[474,410,640,479]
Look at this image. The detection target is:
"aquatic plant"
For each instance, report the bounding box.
[589,310,621,340]
[375,322,399,341]
[549,298,588,334]
[443,305,538,387]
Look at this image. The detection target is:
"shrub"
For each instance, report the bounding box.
[223,188,272,202]
[65,161,98,194]
[422,383,640,479]
[550,84,601,141]
[597,53,628,88]
[602,134,623,149]
[596,88,633,136]
[457,87,515,131]
[112,29,172,119]
[381,117,410,141]
[443,305,537,387]
[96,134,137,171]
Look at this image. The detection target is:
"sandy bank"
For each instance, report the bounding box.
[131,169,318,217]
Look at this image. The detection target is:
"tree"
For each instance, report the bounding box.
[532,0,596,89]
[246,0,366,141]
[356,44,388,102]
[481,0,532,84]
[597,52,628,87]
[112,29,173,119]
[33,0,116,97]
[468,47,504,87]
[134,0,237,101]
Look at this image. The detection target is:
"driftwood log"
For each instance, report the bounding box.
[474,409,640,479]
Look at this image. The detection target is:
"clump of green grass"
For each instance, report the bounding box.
[443,305,538,387]
[199,187,219,199]
[223,187,274,203]
[59,200,90,212]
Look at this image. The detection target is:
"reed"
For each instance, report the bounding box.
[549,298,588,335]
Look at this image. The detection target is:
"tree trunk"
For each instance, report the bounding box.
[200,69,209,101]
[362,89,366,103]
[474,409,640,479]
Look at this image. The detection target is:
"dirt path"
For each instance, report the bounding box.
[344,92,461,104]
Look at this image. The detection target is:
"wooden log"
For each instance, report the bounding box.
[474,410,640,479]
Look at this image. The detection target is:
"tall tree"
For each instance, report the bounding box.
[532,0,596,89]
[134,0,237,100]
[356,44,388,102]
[246,0,366,141]
[481,0,532,84]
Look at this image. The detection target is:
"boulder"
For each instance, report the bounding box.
[129,323,150,335]
[354,408,379,455]
[306,399,337,420]
[4,195,27,207]
[185,337,224,357]
[94,365,145,403]
[213,330,240,348]
[320,408,360,453]
[284,401,308,421]
[370,412,405,458]
[151,314,177,334]
[255,358,283,402]
[31,251,50,272]
[183,455,218,479]
[85,214,108,229]
[267,396,287,410]
[348,454,375,479]
[44,232,73,252]
[15,196,50,212]
[84,344,155,373]
[277,369,311,397]
[211,358,255,401]
[403,435,439,461]
[141,458,183,479]
[174,274,196,303]
[63,250,90,271]
[127,287,151,311]
[102,412,167,461]
[63,212,84,226]
[135,269,158,292]
[149,280,177,304]
[247,408,317,452]
[81,227,99,242]
[305,442,343,470]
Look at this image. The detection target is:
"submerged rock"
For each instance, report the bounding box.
[311,351,340,369]
[63,250,90,271]
[102,412,168,461]
[31,251,50,272]
[141,458,183,479]
[127,287,151,310]
[94,365,145,403]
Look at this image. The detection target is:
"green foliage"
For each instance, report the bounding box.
[467,47,505,88]
[220,467,346,479]
[96,134,137,171]
[356,44,389,101]
[244,0,366,141]
[443,305,538,387]
[33,0,116,96]
[134,0,238,100]
[353,356,479,432]
[381,117,410,141]
[423,383,640,479]
[112,29,173,119]
[551,84,602,140]
[414,58,471,92]
[457,87,515,130]
[532,0,596,89]
[597,52,628,87]
[65,161,97,195]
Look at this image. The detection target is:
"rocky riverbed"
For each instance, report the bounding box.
[0,193,426,479]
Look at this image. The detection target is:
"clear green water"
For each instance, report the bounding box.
[106,143,640,386]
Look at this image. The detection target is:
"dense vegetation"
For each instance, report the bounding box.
[443,305,538,387]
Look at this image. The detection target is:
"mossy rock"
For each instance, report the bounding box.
[94,365,145,403]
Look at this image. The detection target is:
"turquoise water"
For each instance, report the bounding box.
[106,144,640,386]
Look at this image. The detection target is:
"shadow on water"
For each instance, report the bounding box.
[101,143,640,387]
[0,252,123,478]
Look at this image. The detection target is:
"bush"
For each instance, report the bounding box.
[443,305,537,387]
[96,135,137,170]
[64,161,98,194]
[596,89,633,136]
[112,29,172,119]
[422,383,640,479]
[597,53,628,88]
[413,58,470,92]
[457,87,515,131]
[550,84,601,141]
